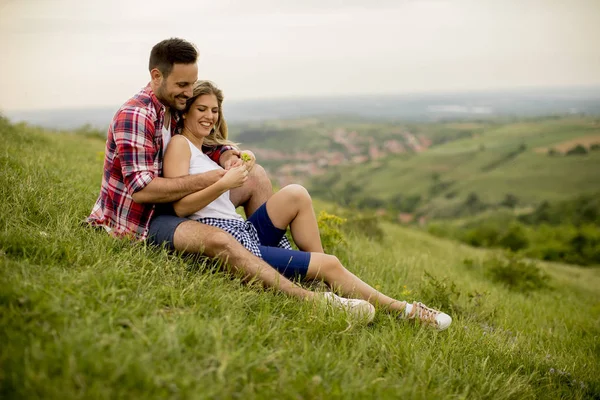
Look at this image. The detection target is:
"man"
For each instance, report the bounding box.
[87,38,375,321]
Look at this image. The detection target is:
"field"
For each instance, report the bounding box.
[307,116,600,215]
[1,117,600,399]
[534,134,600,154]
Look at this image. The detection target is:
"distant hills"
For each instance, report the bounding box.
[304,116,600,219]
[4,86,600,129]
[225,113,600,222]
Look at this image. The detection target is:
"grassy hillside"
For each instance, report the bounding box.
[307,116,600,215]
[1,117,600,399]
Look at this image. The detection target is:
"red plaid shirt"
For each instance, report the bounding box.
[87,84,232,240]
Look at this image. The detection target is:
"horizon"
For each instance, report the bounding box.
[4,84,600,130]
[3,83,600,114]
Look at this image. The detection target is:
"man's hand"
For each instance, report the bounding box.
[221,149,243,170]
[240,150,256,171]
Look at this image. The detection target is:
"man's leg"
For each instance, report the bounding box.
[229,164,272,217]
[172,220,313,299]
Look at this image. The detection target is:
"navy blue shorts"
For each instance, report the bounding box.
[248,203,311,279]
[148,203,311,279]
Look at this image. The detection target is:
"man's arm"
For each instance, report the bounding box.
[131,171,225,204]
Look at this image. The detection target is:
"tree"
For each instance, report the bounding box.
[500,193,519,209]
[566,144,588,156]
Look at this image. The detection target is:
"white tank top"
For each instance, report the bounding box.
[162,123,171,156]
[182,136,244,222]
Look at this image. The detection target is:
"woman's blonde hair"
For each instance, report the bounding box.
[181,80,238,148]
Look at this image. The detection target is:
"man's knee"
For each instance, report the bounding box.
[230,163,272,209]
[202,231,239,258]
[249,163,268,182]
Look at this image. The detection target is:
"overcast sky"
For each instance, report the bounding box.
[1,0,599,111]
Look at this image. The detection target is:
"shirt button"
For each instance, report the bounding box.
[153,162,158,169]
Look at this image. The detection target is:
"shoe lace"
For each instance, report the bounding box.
[408,302,440,326]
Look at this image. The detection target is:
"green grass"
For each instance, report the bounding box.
[1,118,600,399]
[308,116,600,212]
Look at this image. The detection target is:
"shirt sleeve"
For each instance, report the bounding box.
[113,107,156,195]
[205,145,238,165]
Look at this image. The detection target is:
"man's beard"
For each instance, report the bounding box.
[156,84,187,110]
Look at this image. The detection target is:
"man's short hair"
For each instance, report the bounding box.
[149,38,198,78]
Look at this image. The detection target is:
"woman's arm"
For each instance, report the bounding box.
[163,136,229,217]
[163,136,248,217]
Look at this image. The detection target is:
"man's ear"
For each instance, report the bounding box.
[150,68,162,85]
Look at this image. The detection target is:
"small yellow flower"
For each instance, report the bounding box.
[401,285,412,296]
[241,153,252,162]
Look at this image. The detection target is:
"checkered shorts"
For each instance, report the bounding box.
[195,217,293,259]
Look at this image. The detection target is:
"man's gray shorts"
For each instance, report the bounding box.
[147,214,188,251]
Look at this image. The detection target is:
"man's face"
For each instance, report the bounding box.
[154,63,198,110]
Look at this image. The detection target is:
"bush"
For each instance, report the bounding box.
[500,193,519,209]
[445,190,458,199]
[484,253,550,292]
[525,240,571,263]
[564,225,600,266]
[461,224,500,248]
[389,194,421,213]
[356,196,386,210]
[460,192,488,215]
[317,211,347,253]
[520,195,600,226]
[342,214,384,242]
[566,144,588,156]
[497,223,529,251]
[418,271,462,315]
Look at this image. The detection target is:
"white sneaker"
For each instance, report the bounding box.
[321,292,376,324]
[405,301,452,331]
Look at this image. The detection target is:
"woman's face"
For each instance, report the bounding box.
[183,93,219,137]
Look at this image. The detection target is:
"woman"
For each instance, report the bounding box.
[163,80,451,330]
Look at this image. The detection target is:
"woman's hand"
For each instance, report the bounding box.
[219,165,248,189]
[240,150,256,171]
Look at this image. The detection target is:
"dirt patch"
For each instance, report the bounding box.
[534,134,600,154]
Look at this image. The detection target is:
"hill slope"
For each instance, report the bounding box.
[1,118,599,399]
[305,116,600,216]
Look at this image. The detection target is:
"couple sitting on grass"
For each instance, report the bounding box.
[87,37,451,330]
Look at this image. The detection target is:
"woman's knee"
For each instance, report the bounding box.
[308,253,344,278]
[280,184,311,206]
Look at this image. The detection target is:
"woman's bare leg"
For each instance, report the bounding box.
[265,184,405,311]
[306,253,407,313]
[265,184,324,253]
